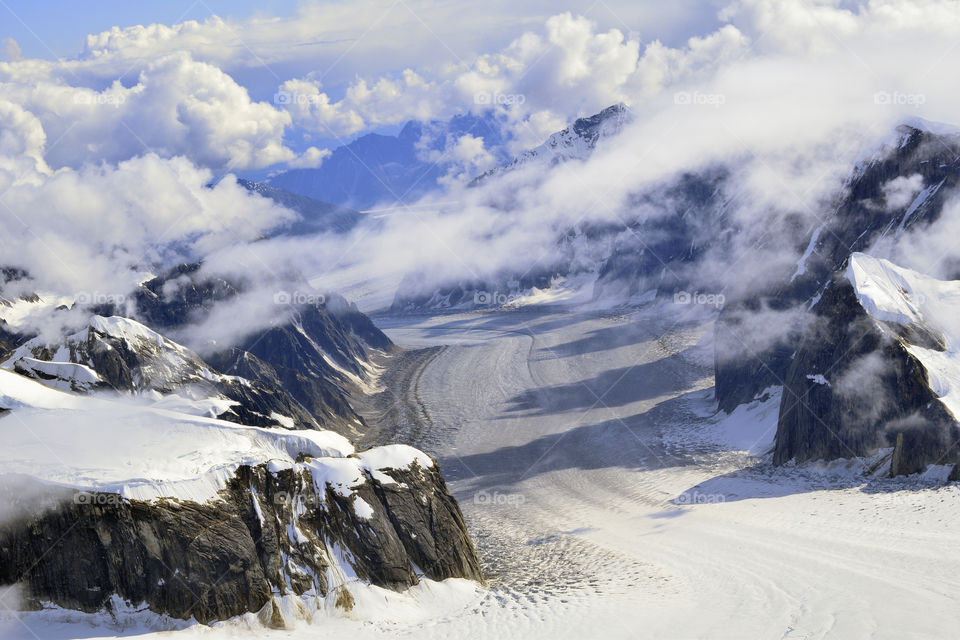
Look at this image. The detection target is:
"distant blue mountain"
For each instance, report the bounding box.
[267,112,510,210]
[237,179,362,235]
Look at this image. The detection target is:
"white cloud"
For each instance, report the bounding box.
[1,53,293,171]
[287,146,332,169]
[882,174,925,211]
[8,0,960,338]
[0,152,294,326]
[433,134,499,186]
[0,100,52,187]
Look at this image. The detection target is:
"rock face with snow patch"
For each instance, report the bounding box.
[774,254,960,475]
[1,315,320,429]
[135,263,394,434]
[716,123,960,412]
[0,448,480,624]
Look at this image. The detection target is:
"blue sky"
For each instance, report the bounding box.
[0,1,302,59]
[0,0,728,62]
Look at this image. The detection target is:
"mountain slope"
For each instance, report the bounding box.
[238,179,362,235]
[775,253,960,475]
[715,122,960,413]
[1,314,321,429]
[471,103,631,185]
[135,263,393,435]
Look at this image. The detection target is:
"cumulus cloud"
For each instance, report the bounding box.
[0,100,52,186]
[287,146,332,169]
[238,0,960,313]
[7,0,960,344]
[275,13,648,145]
[276,70,446,138]
[1,53,294,171]
[0,146,294,339]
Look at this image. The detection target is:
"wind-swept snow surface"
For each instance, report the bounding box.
[10,306,960,639]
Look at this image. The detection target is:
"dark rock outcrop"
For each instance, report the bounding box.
[136,264,394,434]
[2,316,321,430]
[0,319,26,363]
[715,124,960,412]
[0,456,481,624]
[774,274,960,475]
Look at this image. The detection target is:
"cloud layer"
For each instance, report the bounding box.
[5,0,960,347]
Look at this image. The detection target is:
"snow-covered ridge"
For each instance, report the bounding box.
[2,315,220,392]
[0,314,328,429]
[474,103,631,183]
[0,368,431,504]
[846,252,960,416]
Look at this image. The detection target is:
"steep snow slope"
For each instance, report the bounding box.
[0,368,395,503]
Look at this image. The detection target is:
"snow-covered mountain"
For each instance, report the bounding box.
[715,122,960,414]
[0,262,482,625]
[2,314,321,429]
[471,103,631,185]
[135,263,393,434]
[391,104,721,313]
[776,253,960,475]
[0,368,480,625]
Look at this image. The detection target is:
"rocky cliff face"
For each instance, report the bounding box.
[715,123,960,412]
[0,452,481,626]
[773,254,960,475]
[1,315,321,430]
[774,277,958,473]
[135,263,394,434]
